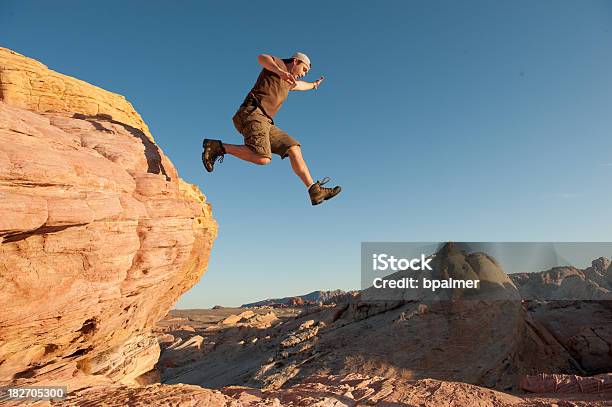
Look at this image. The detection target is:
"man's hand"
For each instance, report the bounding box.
[258,54,296,85]
[278,70,297,86]
[312,76,325,90]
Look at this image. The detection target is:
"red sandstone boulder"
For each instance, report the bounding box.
[0,47,217,390]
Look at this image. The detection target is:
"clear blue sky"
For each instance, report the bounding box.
[2,1,612,308]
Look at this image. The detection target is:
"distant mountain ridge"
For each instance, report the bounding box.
[241,290,355,308]
[509,256,612,300]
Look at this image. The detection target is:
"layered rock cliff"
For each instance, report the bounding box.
[0,47,217,389]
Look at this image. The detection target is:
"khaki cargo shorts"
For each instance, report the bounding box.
[232,106,300,160]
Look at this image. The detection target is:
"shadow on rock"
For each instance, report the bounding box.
[73,113,170,181]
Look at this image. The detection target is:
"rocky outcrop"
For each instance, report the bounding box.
[510,258,612,300]
[0,47,153,141]
[51,374,527,406]
[524,301,612,374]
[155,245,612,397]
[521,373,612,394]
[0,47,217,389]
[59,373,611,406]
[149,302,612,405]
[157,250,554,392]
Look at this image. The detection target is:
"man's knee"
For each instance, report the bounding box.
[254,156,271,165]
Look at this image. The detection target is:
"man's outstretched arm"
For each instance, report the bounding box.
[291,76,325,91]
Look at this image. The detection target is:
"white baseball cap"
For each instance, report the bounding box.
[291,52,311,68]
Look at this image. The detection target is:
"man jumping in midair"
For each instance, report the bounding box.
[202,52,341,206]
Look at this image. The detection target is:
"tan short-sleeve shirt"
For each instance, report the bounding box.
[246,56,292,118]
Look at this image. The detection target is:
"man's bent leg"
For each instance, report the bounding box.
[224,144,271,165]
[286,145,314,187]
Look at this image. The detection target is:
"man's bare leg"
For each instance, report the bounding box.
[286,145,341,205]
[286,145,314,187]
[223,144,271,165]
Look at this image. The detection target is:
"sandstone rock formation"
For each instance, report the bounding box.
[50,373,527,406]
[157,246,571,392]
[510,258,612,300]
[521,372,612,394]
[161,299,565,392]
[0,48,153,140]
[524,301,612,374]
[154,245,611,406]
[0,47,217,389]
[10,373,601,406]
[219,310,278,329]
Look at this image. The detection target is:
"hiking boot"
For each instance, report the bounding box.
[202,139,225,172]
[308,177,341,205]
